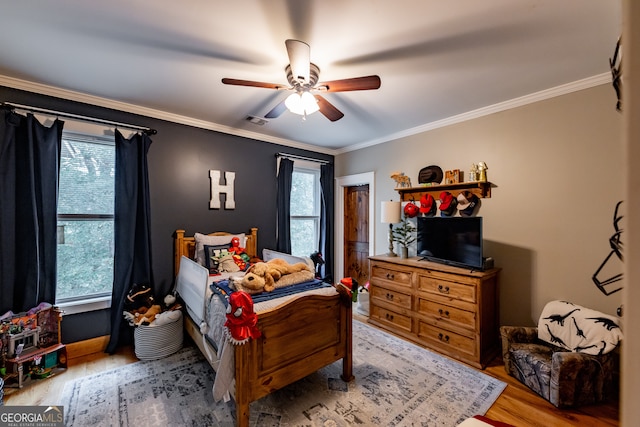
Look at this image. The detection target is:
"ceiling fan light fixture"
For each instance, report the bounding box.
[285,91,319,116]
[223,40,380,122]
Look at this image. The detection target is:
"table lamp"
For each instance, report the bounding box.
[381,200,402,257]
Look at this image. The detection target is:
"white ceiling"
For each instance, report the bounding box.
[0,0,621,153]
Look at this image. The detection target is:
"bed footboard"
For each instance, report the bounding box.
[234,292,353,427]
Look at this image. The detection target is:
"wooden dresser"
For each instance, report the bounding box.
[368,255,500,369]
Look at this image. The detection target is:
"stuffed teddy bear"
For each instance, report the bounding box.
[237,258,313,293]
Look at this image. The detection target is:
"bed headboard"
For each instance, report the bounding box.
[174,227,258,275]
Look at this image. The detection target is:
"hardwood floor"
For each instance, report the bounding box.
[482,356,619,427]
[3,320,619,427]
[3,341,138,407]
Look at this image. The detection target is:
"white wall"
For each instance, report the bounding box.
[336,84,624,326]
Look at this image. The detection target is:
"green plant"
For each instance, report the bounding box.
[392,217,416,249]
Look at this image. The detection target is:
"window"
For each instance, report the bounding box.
[56,133,115,305]
[290,166,321,258]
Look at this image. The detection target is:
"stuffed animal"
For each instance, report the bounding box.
[237,258,313,293]
[123,305,151,326]
[134,304,163,326]
[224,291,261,345]
[229,236,245,255]
[124,282,155,311]
[164,293,176,308]
[237,271,270,293]
[123,310,135,326]
[154,310,182,326]
[218,254,241,273]
[127,305,151,316]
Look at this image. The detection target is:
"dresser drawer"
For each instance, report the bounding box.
[416,275,476,303]
[370,263,412,287]
[417,298,476,330]
[370,305,412,333]
[368,256,499,369]
[370,286,412,309]
[416,321,476,358]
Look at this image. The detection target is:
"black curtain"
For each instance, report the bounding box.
[106,130,154,353]
[275,158,294,253]
[319,163,334,282]
[0,110,63,315]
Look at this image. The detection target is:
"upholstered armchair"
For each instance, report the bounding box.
[500,301,621,408]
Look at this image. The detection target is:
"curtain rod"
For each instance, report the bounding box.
[275,152,331,164]
[1,102,157,135]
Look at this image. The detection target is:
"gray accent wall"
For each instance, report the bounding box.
[0,85,333,343]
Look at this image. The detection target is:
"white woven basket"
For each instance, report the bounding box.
[133,312,183,361]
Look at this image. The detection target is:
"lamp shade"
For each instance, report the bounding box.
[381,201,401,224]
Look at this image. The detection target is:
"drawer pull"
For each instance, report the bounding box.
[438,333,450,343]
[437,284,450,294]
[385,313,394,321]
[386,273,395,280]
[386,293,394,301]
[438,309,450,318]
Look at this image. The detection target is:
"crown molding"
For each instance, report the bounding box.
[0,74,336,155]
[1,72,610,157]
[336,73,612,154]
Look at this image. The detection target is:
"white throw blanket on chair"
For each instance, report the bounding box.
[537,300,622,355]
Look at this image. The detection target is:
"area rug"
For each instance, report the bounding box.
[59,320,506,426]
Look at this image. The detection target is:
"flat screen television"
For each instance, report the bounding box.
[417,216,484,270]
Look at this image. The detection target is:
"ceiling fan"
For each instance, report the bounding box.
[222,39,381,122]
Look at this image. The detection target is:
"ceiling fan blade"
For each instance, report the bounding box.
[265,99,287,119]
[315,94,344,122]
[318,75,381,92]
[222,78,286,90]
[285,39,310,83]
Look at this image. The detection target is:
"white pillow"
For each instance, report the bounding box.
[262,248,315,270]
[194,232,245,266]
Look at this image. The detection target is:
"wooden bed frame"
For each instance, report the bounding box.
[174,228,353,427]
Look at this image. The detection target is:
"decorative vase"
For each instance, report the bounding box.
[401,247,409,259]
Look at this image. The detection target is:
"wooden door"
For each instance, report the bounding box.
[344,184,369,286]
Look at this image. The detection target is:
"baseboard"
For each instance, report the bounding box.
[66,335,110,360]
